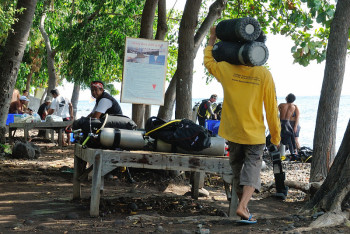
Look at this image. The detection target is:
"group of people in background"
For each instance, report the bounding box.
[8,80,123,147]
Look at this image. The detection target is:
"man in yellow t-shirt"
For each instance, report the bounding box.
[204,26,281,223]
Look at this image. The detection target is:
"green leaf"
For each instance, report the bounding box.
[316,12,327,23]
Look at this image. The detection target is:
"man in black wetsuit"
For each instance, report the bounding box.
[88,80,123,119]
[278,93,298,159]
[197,94,217,126]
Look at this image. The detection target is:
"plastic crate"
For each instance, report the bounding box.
[205,120,220,136]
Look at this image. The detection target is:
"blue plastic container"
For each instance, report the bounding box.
[70,133,75,143]
[6,114,21,125]
[205,120,220,136]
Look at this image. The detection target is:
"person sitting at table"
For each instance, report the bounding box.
[9,96,33,114]
[47,89,74,146]
[35,96,52,137]
[38,96,52,120]
[88,80,123,119]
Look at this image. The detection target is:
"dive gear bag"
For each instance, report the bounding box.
[145,116,211,151]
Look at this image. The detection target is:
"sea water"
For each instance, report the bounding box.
[76,95,350,150]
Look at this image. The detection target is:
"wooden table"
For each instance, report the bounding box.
[73,144,238,217]
[8,121,73,147]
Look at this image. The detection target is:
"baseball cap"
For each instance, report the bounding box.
[19,96,29,102]
[45,96,52,102]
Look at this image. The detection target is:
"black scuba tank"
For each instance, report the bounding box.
[212,40,269,66]
[216,17,262,42]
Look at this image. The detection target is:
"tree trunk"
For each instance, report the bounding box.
[158,70,177,120]
[158,0,227,120]
[39,8,57,97]
[26,70,34,92]
[310,0,350,182]
[142,0,168,124]
[0,0,37,144]
[302,119,350,215]
[71,83,80,118]
[132,0,158,129]
[175,0,202,119]
[155,0,168,41]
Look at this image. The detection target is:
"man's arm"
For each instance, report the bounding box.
[207,102,217,119]
[47,108,54,115]
[264,74,281,146]
[294,105,300,132]
[89,98,112,119]
[16,102,24,114]
[90,111,103,119]
[68,102,74,120]
[47,99,56,115]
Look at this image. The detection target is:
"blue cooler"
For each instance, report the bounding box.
[6,114,21,125]
[205,120,220,136]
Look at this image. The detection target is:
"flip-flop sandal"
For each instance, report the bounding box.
[238,214,257,224]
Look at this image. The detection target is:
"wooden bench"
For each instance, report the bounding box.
[73,144,239,217]
[8,121,73,147]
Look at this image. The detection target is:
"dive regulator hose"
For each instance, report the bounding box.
[82,114,109,148]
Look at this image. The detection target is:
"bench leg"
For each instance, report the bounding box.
[73,154,86,200]
[228,178,238,218]
[100,176,104,195]
[90,151,102,217]
[24,127,29,141]
[51,130,54,142]
[191,171,204,199]
[9,128,14,144]
[58,129,63,147]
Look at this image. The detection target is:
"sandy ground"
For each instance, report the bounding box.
[0,130,349,233]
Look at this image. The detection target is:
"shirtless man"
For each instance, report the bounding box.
[278,93,299,155]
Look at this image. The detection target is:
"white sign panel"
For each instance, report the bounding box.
[121,37,168,105]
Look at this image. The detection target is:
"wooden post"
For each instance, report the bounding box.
[100,176,105,195]
[228,177,239,218]
[8,128,14,144]
[90,150,102,217]
[24,125,29,141]
[191,172,203,199]
[58,129,63,147]
[51,130,54,142]
[73,154,85,200]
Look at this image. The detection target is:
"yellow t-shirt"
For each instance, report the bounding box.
[204,46,281,145]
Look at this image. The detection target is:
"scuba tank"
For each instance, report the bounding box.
[269,145,288,199]
[216,17,261,42]
[212,40,269,66]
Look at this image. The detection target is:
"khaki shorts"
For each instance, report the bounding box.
[228,142,265,193]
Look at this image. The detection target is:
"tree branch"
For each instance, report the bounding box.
[193,0,228,56]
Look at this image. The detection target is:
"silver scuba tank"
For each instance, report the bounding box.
[156,137,225,156]
[100,128,146,150]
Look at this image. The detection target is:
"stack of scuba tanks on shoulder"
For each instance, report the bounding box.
[213,17,269,66]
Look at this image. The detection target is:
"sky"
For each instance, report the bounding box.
[60,0,350,100]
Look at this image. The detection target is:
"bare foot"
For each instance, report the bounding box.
[236,208,256,221]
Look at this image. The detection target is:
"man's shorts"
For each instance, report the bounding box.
[290,121,301,137]
[227,142,265,193]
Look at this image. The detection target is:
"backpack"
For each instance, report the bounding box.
[298,146,313,163]
[145,116,211,151]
